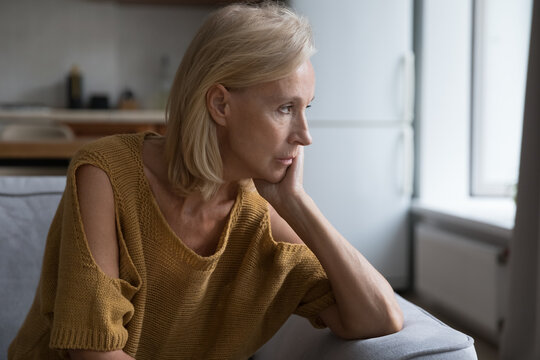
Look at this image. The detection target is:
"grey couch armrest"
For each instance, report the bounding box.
[253,294,477,360]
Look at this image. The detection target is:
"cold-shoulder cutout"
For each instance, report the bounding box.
[75,164,120,279]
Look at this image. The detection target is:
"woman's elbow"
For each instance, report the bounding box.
[341,303,404,340]
[375,300,404,336]
[385,303,404,334]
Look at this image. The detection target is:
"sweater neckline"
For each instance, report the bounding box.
[136,131,244,268]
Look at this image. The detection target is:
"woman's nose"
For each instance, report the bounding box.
[289,112,312,146]
[290,112,312,146]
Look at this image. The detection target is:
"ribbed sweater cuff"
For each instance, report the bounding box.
[297,290,336,329]
[49,327,127,351]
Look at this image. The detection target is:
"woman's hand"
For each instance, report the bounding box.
[253,147,307,214]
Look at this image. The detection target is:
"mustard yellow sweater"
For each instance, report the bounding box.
[9,132,335,360]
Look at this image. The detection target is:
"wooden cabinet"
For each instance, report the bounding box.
[0,139,94,160]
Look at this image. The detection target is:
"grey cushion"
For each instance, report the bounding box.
[0,176,66,356]
[253,294,477,359]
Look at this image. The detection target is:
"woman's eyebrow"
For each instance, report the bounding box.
[268,95,315,104]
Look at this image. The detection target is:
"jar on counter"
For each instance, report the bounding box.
[67,65,83,109]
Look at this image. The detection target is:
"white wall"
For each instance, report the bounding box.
[0,0,211,109]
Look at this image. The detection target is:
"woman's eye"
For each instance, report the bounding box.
[279,105,293,114]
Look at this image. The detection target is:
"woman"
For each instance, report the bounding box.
[9,3,402,359]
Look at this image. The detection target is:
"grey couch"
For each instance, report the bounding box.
[0,176,478,359]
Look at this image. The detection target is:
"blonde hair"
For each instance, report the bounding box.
[164,1,315,199]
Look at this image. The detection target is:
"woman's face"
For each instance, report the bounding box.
[219,60,315,183]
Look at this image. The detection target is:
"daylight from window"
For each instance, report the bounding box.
[472,0,533,197]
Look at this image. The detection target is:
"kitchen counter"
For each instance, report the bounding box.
[0,110,166,171]
[0,109,166,124]
[0,109,166,138]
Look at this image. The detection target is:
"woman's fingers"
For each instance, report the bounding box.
[254,147,307,213]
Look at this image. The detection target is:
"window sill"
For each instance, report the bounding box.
[411,197,515,246]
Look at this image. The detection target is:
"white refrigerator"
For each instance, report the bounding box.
[290,0,414,289]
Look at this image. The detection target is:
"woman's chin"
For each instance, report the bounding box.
[255,169,287,184]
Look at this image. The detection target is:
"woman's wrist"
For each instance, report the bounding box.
[274,190,328,249]
[271,187,311,221]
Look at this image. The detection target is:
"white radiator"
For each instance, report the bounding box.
[414,223,508,340]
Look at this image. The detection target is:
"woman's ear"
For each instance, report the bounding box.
[206,84,230,127]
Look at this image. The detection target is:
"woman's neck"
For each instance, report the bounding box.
[143,135,239,208]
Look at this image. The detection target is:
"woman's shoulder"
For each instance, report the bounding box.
[76,133,145,159]
[69,133,146,173]
[65,133,148,198]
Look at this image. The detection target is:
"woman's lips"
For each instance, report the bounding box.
[276,157,294,166]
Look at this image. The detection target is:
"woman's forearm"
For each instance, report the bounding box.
[277,191,403,338]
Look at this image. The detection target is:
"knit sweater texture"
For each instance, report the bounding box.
[8,132,335,360]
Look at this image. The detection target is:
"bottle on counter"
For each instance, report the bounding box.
[67,65,83,109]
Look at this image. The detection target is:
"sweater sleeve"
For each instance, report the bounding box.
[291,248,336,329]
[43,148,141,351]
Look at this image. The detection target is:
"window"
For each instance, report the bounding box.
[471,0,533,197]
